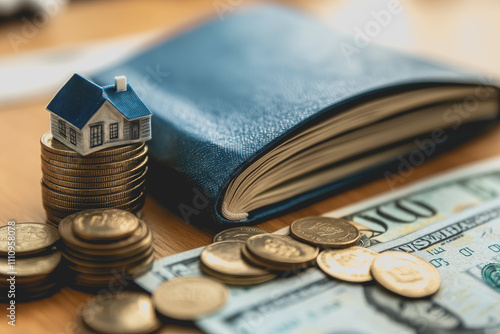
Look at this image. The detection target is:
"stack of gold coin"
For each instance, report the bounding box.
[242,234,319,271]
[0,223,62,302]
[78,291,161,334]
[200,241,277,285]
[40,132,148,225]
[58,209,154,289]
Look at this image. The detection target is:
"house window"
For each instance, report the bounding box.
[90,124,103,148]
[110,123,119,139]
[58,120,66,138]
[69,128,77,145]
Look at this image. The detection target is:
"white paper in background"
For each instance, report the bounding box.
[0,30,162,107]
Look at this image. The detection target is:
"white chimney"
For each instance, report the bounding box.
[114,75,127,92]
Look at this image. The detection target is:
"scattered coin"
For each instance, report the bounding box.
[0,222,59,256]
[240,245,306,271]
[200,262,276,286]
[213,227,270,243]
[290,217,361,248]
[317,247,378,282]
[82,292,160,334]
[200,241,276,285]
[245,234,319,270]
[72,209,140,241]
[153,277,228,320]
[202,241,271,276]
[371,251,441,298]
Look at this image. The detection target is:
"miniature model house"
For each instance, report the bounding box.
[46,74,152,155]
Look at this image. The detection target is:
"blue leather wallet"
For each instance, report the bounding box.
[93,4,499,227]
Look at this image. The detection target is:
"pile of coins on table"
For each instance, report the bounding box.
[195,216,441,303]
[58,209,154,289]
[77,292,161,334]
[0,223,62,302]
[40,132,148,225]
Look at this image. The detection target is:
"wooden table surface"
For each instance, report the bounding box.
[1,0,500,333]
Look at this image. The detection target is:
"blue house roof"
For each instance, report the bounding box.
[46,74,152,129]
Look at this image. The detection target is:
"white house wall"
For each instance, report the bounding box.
[81,101,126,153]
[122,116,152,141]
[50,113,83,150]
[140,116,151,139]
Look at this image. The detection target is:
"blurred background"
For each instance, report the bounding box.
[0,0,499,107]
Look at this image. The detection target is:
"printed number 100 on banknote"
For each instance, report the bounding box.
[326,157,500,244]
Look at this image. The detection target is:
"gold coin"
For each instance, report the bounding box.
[42,159,147,183]
[63,230,152,258]
[41,156,148,177]
[201,241,272,277]
[152,277,228,320]
[290,217,361,248]
[64,247,153,275]
[0,251,61,277]
[82,292,160,334]
[240,245,313,271]
[246,234,319,265]
[213,227,270,243]
[59,217,148,251]
[0,222,59,256]
[371,251,441,298]
[71,209,140,241]
[200,262,276,285]
[0,282,60,302]
[41,147,148,170]
[42,143,145,164]
[43,192,145,214]
[45,211,62,224]
[41,181,144,204]
[317,247,378,282]
[72,253,154,284]
[42,167,147,190]
[41,132,142,157]
[42,190,145,210]
[42,172,145,196]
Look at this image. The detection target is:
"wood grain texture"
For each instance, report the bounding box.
[1,0,500,333]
